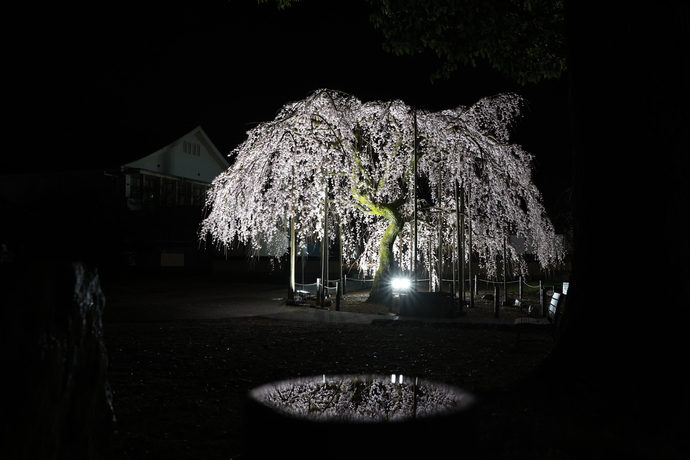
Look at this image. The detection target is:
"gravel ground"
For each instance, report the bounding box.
[102,280,685,460]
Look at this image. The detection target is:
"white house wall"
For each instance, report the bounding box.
[123,127,229,183]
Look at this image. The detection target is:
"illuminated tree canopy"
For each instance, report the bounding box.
[200,89,562,299]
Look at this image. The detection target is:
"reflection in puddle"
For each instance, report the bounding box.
[250,374,474,422]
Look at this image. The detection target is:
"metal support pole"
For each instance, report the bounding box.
[429,238,433,292]
[301,247,305,291]
[454,183,460,294]
[455,182,465,316]
[412,110,418,292]
[459,186,465,305]
[503,235,508,305]
[288,166,296,305]
[337,215,343,310]
[437,160,443,293]
[288,216,296,304]
[468,184,474,308]
[320,186,329,306]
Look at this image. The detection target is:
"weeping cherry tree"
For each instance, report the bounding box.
[200,89,562,302]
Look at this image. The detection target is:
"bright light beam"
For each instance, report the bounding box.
[391,277,411,291]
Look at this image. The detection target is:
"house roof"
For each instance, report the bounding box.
[120,125,230,183]
[29,123,230,175]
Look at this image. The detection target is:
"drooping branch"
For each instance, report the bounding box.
[200,89,564,301]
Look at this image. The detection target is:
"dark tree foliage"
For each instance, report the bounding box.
[261,0,566,84]
[369,0,566,84]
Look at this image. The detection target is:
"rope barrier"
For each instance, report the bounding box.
[522,281,541,289]
[296,277,558,293]
[475,278,520,284]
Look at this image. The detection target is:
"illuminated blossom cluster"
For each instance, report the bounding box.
[200,88,562,287]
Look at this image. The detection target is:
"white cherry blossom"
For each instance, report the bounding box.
[200,89,563,298]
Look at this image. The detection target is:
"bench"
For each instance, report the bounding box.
[514,292,565,349]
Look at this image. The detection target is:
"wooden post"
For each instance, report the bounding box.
[494,285,500,318]
[317,277,322,305]
[540,281,546,317]
[518,276,523,300]
[335,281,340,311]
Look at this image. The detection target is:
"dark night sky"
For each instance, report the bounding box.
[9,0,572,226]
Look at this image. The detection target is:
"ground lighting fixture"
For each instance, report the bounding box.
[391,277,411,292]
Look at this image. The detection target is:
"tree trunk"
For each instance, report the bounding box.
[368,210,403,303]
[552,0,689,430]
[1,259,115,459]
